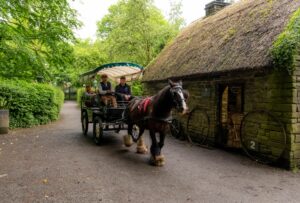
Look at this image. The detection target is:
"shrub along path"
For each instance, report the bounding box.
[0,101,300,202]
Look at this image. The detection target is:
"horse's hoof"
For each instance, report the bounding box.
[150,155,165,167]
[137,145,148,154]
[123,135,133,147]
[156,155,165,166]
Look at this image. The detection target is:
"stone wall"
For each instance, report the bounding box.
[143,69,297,168]
[244,71,293,167]
[290,54,300,169]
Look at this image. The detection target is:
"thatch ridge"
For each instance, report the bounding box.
[143,0,300,82]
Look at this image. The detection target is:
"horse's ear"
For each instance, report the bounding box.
[178,80,183,86]
[168,79,174,87]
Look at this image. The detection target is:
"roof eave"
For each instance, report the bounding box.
[142,65,273,83]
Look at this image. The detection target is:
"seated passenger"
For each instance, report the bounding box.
[99,74,117,107]
[84,85,96,107]
[115,76,132,101]
[85,85,95,97]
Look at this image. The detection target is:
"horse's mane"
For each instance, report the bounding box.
[152,85,170,101]
[151,85,173,118]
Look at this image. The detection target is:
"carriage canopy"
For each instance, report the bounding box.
[80,62,144,83]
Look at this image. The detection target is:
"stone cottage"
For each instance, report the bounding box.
[142,0,300,169]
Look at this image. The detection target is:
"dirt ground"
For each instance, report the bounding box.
[0,101,300,203]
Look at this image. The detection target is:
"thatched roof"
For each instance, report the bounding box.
[143,0,300,82]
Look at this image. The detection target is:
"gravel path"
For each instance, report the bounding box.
[0,101,300,203]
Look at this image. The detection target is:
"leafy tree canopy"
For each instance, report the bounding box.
[69,39,109,86]
[0,0,80,80]
[96,0,184,66]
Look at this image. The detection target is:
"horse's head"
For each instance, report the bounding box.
[168,79,189,115]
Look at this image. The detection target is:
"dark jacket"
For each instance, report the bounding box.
[99,82,112,95]
[115,83,131,95]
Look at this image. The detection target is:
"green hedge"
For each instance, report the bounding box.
[0,78,64,128]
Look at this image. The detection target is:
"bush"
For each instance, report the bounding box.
[0,78,64,128]
[131,80,144,96]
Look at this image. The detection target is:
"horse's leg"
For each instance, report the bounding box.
[136,128,148,154]
[124,122,133,147]
[156,131,166,166]
[149,130,163,166]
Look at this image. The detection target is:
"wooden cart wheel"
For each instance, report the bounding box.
[240,110,286,164]
[170,119,183,139]
[93,116,103,145]
[81,110,89,136]
[131,124,140,142]
[186,108,210,145]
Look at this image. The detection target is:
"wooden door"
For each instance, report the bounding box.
[219,84,244,148]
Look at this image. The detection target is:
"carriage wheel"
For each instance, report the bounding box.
[131,124,140,142]
[240,110,287,164]
[170,119,183,139]
[186,108,210,145]
[93,116,103,145]
[81,111,89,136]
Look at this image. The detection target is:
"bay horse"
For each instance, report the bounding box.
[124,80,189,166]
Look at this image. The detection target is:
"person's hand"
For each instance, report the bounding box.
[125,95,130,101]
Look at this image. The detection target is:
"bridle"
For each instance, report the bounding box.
[170,85,186,110]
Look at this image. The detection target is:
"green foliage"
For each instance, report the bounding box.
[96,0,184,66]
[131,80,144,96]
[76,87,85,105]
[0,97,10,109]
[271,8,300,73]
[0,0,80,81]
[0,78,64,128]
[71,39,109,86]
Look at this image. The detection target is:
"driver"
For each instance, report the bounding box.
[99,74,117,107]
[115,76,132,101]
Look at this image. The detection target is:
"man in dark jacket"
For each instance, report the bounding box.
[99,74,117,107]
[115,76,132,101]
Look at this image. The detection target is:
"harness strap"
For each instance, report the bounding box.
[141,97,151,113]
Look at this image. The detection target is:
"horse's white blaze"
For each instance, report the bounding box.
[178,90,188,111]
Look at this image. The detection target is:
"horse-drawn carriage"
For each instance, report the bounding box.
[79,62,144,145]
[79,62,189,166]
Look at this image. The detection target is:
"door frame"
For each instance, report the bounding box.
[216,83,244,146]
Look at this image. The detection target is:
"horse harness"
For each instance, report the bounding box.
[130,97,172,124]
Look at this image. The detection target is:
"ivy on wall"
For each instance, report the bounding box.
[271,8,300,73]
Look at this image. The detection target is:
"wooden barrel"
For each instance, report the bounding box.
[0,110,9,134]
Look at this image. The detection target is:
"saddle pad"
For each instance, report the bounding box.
[130,97,151,114]
[139,97,151,113]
